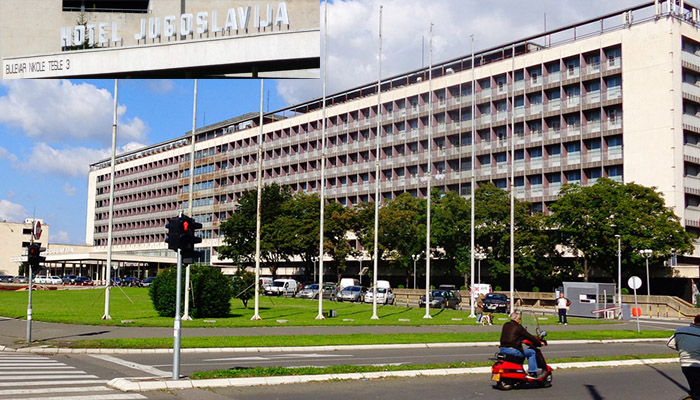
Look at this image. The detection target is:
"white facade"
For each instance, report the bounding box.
[85,4,700,275]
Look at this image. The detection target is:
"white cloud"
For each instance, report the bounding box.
[63,183,77,197]
[0,145,18,163]
[0,80,149,145]
[276,0,642,105]
[148,80,175,94]
[12,141,147,178]
[50,231,71,243]
[0,199,28,222]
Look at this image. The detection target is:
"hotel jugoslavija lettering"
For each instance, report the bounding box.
[60,3,291,48]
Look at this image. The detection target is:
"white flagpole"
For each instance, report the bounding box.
[371,5,383,320]
[316,0,328,320]
[424,23,433,319]
[468,35,476,318]
[252,79,264,321]
[183,79,198,321]
[102,79,118,321]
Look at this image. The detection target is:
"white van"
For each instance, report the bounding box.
[338,278,360,292]
[471,283,492,299]
[267,279,298,296]
[260,277,273,292]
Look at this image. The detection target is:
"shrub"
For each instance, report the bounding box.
[149,264,233,318]
[460,285,467,290]
[398,284,405,289]
[494,286,502,291]
[621,288,629,295]
[532,287,540,292]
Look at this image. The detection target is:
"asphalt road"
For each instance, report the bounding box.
[52,341,676,378]
[130,363,692,400]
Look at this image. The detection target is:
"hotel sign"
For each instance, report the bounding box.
[0,0,319,79]
[60,4,290,48]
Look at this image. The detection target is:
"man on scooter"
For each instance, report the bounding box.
[500,311,543,378]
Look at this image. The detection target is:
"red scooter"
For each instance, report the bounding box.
[491,331,553,390]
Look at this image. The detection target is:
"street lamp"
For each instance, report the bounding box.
[312,257,318,283]
[640,249,652,296]
[616,234,622,318]
[412,254,420,289]
[475,253,486,284]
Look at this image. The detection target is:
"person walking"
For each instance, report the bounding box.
[667,315,700,400]
[475,294,484,323]
[556,292,570,325]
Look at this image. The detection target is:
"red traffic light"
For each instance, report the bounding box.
[183,221,189,231]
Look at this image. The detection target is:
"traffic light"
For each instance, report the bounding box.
[27,243,45,274]
[165,217,183,251]
[180,215,202,261]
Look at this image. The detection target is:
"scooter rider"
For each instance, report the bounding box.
[500,311,542,378]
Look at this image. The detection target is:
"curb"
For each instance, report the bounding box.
[107,358,677,392]
[0,338,669,355]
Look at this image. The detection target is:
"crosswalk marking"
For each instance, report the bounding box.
[0,353,146,400]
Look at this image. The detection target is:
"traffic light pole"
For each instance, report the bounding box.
[26,264,33,343]
[172,248,183,380]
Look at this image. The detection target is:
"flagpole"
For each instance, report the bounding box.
[424,23,433,319]
[370,5,383,320]
[252,80,264,321]
[102,79,118,321]
[316,0,329,320]
[468,35,476,318]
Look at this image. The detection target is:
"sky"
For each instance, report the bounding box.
[0,0,643,245]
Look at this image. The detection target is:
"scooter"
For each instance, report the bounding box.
[491,331,553,390]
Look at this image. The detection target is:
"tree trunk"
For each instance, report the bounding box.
[583,258,589,282]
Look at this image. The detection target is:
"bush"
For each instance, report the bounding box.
[494,285,502,291]
[149,265,233,318]
[532,287,540,292]
[460,285,467,290]
[398,284,405,289]
[621,288,629,295]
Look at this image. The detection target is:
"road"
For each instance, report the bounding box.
[125,363,694,399]
[32,341,676,379]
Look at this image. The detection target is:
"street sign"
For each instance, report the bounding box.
[628,276,642,290]
[32,220,42,240]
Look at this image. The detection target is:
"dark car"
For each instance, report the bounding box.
[111,277,122,286]
[0,275,14,283]
[419,289,460,309]
[122,277,140,287]
[74,276,92,285]
[483,293,509,313]
[321,283,337,300]
[141,277,155,287]
[438,284,462,302]
[62,275,77,284]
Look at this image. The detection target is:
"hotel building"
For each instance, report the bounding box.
[85,2,700,278]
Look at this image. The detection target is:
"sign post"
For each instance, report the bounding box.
[628,276,642,333]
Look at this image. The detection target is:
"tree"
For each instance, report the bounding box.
[325,201,357,280]
[149,264,232,318]
[378,193,426,287]
[218,183,293,278]
[279,191,320,280]
[432,190,472,287]
[548,178,694,282]
[230,267,255,308]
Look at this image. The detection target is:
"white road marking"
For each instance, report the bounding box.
[89,354,170,377]
[0,365,75,369]
[203,353,354,362]
[0,374,99,381]
[17,395,145,400]
[0,379,107,387]
[0,370,86,375]
[0,386,112,396]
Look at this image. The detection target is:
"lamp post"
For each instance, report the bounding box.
[412,254,420,289]
[312,257,318,283]
[475,253,486,284]
[616,234,622,318]
[640,249,652,296]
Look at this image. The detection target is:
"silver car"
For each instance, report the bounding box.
[364,287,395,305]
[298,284,320,299]
[337,286,367,302]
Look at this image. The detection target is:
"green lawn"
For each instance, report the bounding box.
[190,353,678,379]
[0,287,610,328]
[70,329,672,349]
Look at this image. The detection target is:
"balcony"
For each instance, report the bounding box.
[585,122,601,134]
[528,104,543,115]
[514,160,525,172]
[545,100,561,112]
[546,155,561,168]
[566,96,581,108]
[683,82,700,100]
[605,57,621,71]
[545,72,561,84]
[608,147,623,160]
[585,150,602,163]
[530,158,543,169]
[586,91,601,104]
[684,144,700,160]
[566,153,581,165]
[585,63,601,75]
[685,175,700,192]
[606,88,622,101]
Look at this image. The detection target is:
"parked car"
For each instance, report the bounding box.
[74,276,92,285]
[298,283,320,299]
[0,275,14,283]
[338,278,360,293]
[141,277,155,287]
[438,284,462,302]
[266,279,298,296]
[419,289,461,309]
[260,277,273,293]
[111,277,122,286]
[483,293,509,313]
[364,287,395,305]
[321,283,338,300]
[14,276,28,284]
[36,275,62,285]
[122,277,140,287]
[337,285,367,302]
[62,275,77,284]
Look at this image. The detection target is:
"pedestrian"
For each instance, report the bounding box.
[475,294,484,323]
[667,314,700,400]
[556,292,570,325]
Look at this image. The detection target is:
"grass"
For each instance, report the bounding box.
[190,353,679,379]
[0,287,614,328]
[69,329,672,349]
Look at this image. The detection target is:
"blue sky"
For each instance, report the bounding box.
[0,0,643,245]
